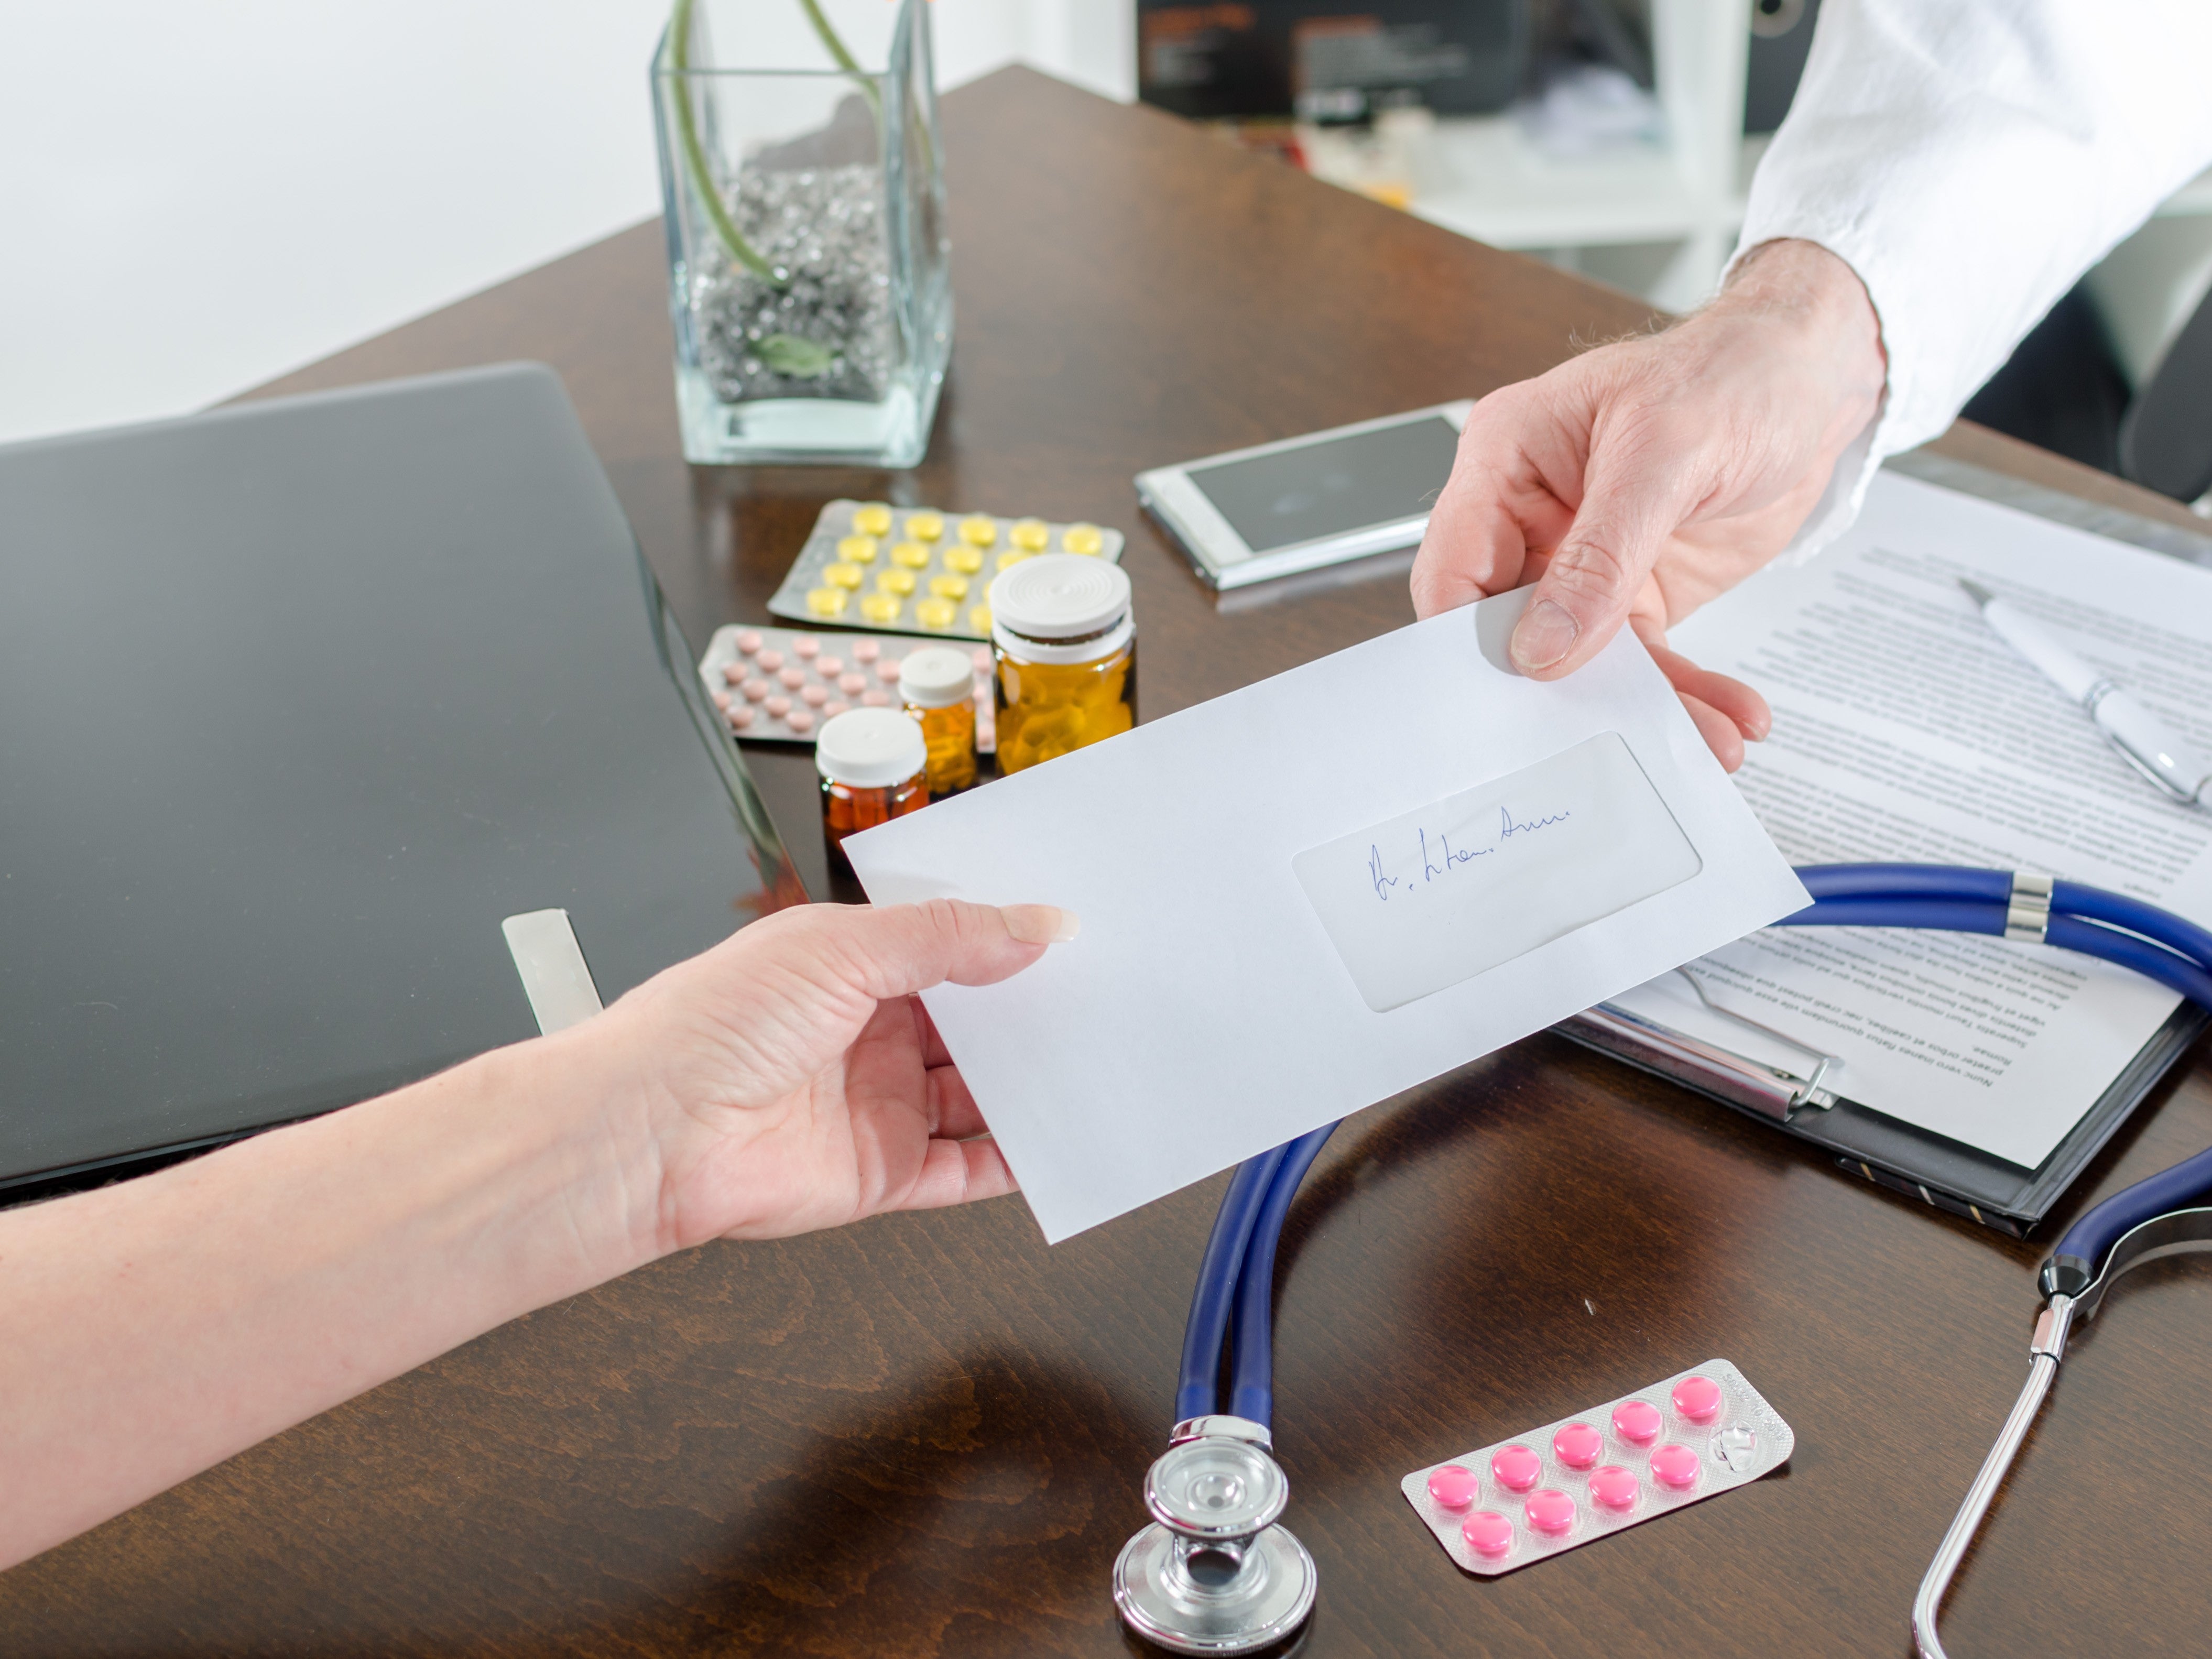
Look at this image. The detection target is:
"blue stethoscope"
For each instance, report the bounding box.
[1110,863,2212,1657]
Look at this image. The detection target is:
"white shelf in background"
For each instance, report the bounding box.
[1408,116,1723,250]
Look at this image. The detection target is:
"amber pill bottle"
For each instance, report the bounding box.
[898,645,980,794]
[815,707,929,882]
[987,555,1136,774]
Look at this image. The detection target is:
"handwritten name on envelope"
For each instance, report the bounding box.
[1294,733,1701,1011]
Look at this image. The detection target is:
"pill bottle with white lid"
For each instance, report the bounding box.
[987,554,1136,773]
[897,645,979,795]
[815,707,928,882]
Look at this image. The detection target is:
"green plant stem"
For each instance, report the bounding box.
[799,0,936,177]
[796,0,881,122]
[669,0,778,282]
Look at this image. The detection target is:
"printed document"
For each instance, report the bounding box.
[1610,471,2212,1170]
[847,588,1806,1242]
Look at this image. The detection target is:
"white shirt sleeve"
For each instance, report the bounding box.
[1732,0,2212,561]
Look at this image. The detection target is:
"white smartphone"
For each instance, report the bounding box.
[1136,401,1473,591]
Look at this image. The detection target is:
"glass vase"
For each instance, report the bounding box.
[650,0,951,467]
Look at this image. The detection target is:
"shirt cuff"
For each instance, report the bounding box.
[1720,229,1898,568]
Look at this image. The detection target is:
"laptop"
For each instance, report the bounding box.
[0,363,798,1194]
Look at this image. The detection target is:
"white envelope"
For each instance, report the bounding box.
[847,589,1807,1242]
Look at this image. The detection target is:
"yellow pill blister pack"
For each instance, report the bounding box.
[767,499,1126,641]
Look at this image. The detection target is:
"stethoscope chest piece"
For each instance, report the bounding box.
[1114,1416,1316,1655]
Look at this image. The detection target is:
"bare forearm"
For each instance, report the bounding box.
[0,1029,658,1569]
[0,898,1056,1571]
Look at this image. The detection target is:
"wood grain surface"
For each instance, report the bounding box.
[6,67,2209,1659]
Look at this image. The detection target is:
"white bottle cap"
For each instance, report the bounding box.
[815,707,927,788]
[897,645,975,709]
[988,554,1131,641]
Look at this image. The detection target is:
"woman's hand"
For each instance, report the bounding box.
[0,897,1076,1569]
[1411,238,1887,769]
[575,899,1078,1254]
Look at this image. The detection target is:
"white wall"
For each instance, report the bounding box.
[0,1,1135,446]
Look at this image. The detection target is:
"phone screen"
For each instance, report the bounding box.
[1185,415,1460,553]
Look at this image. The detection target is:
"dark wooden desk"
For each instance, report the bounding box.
[8,68,2211,1659]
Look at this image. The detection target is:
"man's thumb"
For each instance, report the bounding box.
[1509,459,1690,679]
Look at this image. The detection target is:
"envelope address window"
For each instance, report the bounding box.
[1292,732,1702,1012]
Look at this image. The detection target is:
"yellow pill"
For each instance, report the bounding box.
[914,597,958,630]
[929,573,969,599]
[805,586,849,618]
[823,562,865,589]
[860,592,903,624]
[836,534,878,563]
[1061,522,1105,555]
[969,604,993,634]
[958,514,998,547]
[852,503,894,537]
[943,545,984,575]
[890,540,931,569]
[1010,517,1051,551]
[904,510,944,541]
[876,567,917,596]
[996,548,1034,571]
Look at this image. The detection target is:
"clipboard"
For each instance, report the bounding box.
[1557,995,2208,1238]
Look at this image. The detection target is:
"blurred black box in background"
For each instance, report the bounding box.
[1138,2,1532,122]
[1745,0,1819,133]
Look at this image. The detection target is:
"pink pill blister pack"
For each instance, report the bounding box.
[699,624,996,750]
[1401,1358,1792,1576]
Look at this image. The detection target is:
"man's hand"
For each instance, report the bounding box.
[1411,239,1886,768]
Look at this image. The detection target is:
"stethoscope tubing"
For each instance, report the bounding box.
[1175,1142,1288,1424]
[1227,1122,1336,1423]
[1162,863,2212,1657]
[1174,858,2212,1406]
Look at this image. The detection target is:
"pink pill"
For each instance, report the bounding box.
[742,679,770,702]
[722,662,746,685]
[793,636,819,658]
[1490,1446,1541,1493]
[1672,1377,1723,1425]
[817,656,845,676]
[838,672,867,694]
[1524,1490,1575,1537]
[777,666,805,689]
[877,658,903,683]
[727,704,755,729]
[801,684,828,707]
[735,629,762,654]
[711,690,732,711]
[854,639,880,661]
[783,709,814,733]
[1612,1400,1662,1445]
[1589,1466,1639,1512]
[823,700,849,717]
[1426,1465,1478,1510]
[1461,1511,1514,1559]
[756,649,784,671]
[1553,1423,1603,1471]
[764,695,791,717]
[1650,1444,1700,1491]
[861,690,891,707]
